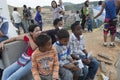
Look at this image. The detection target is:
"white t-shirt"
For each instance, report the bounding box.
[12,11,21,23]
[69,33,86,56]
[75,14,80,21]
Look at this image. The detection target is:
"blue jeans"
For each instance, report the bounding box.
[15,22,27,33]
[78,55,99,80]
[0,36,8,42]
[2,61,31,80]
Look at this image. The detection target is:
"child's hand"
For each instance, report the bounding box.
[82,59,91,65]
[69,64,80,71]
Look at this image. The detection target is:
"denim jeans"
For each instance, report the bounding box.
[2,61,31,80]
[0,36,8,42]
[78,54,99,80]
[15,22,27,33]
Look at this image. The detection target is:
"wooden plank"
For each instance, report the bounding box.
[97,58,112,65]
[98,53,113,61]
[100,62,107,74]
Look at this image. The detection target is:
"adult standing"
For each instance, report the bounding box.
[51,0,65,21]
[81,1,89,31]
[94,0,117,47]
[12,7,27,34]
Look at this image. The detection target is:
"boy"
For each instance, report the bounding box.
[87,14,92,32]
[31,34,59,80]
[35,6,42,31]
[69,22,99,80]
[53,29,83,80]
[46,18,63,44]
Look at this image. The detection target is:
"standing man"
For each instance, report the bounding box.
[94,0,117,47]
[35,6,42,31]
[12,7,27,34]
[0,16,9,42]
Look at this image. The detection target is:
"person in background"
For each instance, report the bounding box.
[51,0,65,21]
[0,16,9,42]
[35,6,42,31]
[28,7,34,25]
[75,10,81,24]
[12,7,27,34]
[94,0,117,47]
[94,1,105,27]
[69,22,99,80]
[87,14,93,32]
[46,18,63,44]
[81,1,90,31]
[53,29,82,80]
[1,24,40,80]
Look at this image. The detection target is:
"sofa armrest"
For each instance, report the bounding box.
[2,41,27,68]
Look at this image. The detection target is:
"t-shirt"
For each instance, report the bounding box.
[31,47,59,80]
[75,14,80,21]
[12,11,21,23]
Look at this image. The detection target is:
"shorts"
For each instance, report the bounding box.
[104,18,116,35]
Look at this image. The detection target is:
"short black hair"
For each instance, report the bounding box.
[28,24,39,32]
[57,29,69,40]
[71,22,80,32]
[23,5,27,8]
[36,6,40,11]
[53,18,61,26]
[14,7,17,11]
[98,1,102,5]
[36,34,51,47]
[76,10,79,14]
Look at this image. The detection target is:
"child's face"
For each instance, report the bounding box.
[55,21,63,29]
[59,38,69,46]
[73,25,82,37]
[41,39,52,51]
[38,7,41,12]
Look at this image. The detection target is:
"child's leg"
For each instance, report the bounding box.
[72,68,81,80]
[59,67,73,80]
[7,61,31,80]
[2,62,21,80]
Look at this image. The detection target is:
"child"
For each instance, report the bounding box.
[53,29,83,80]
[35,6,42,31]
[46,18,63,44]
[69,22,99,80]
[75,10,81,24]
[87,14,92,32]
[31,34,59,80]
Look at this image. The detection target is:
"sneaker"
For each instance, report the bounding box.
[110,43,115,47]
[103,43,107,47]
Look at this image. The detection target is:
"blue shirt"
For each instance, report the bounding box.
[105,0,116,19]
[35,11,42,24]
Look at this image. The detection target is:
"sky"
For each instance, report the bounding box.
[7,0,104,8]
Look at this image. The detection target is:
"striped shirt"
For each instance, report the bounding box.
[31,46,59,80]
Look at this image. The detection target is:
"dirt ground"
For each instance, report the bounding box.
[43,26,120,80]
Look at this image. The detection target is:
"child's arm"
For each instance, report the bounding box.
[31,52,41,80]
[52,49,59,80]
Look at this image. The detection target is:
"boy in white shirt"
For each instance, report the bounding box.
[69,22,99,80]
